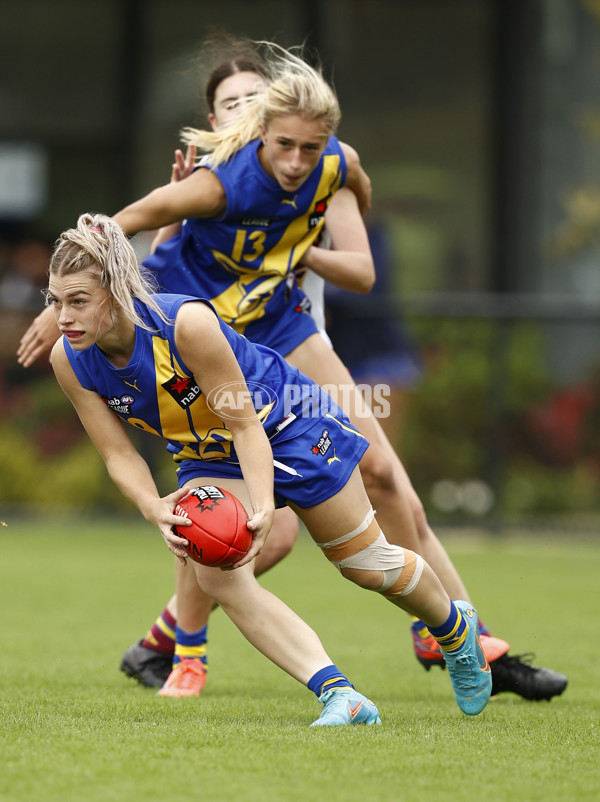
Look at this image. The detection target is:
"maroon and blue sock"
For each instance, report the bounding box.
[141,607,176,655]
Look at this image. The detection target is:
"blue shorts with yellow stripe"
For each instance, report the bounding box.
[176,410,369,509]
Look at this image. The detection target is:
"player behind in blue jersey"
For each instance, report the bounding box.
[47,212,493,721]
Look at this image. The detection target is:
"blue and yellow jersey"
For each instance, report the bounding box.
[143,136,346,355]
[63,295,321,466]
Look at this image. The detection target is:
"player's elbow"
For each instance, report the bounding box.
[354,256,376,294]
[359,176,372,214]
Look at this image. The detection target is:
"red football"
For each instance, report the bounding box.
[173,486,251,567]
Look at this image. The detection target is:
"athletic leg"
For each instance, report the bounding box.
[164,476,379,724]
[292,467,491,716]
[191,556,380,725]
[254,504,299,575]
[288,337,566,699]
[287,335,423,548]
[287,334,465,586]
[286,335,509,666]
[120,501,299,690]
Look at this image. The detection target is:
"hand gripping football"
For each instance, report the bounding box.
[173,486,251,567]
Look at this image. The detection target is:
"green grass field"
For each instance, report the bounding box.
[1,518,598,802]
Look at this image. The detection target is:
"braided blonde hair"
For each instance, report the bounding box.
[181,41,341,166]
[48,213,167,329]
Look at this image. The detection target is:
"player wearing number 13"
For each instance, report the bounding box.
[143,131,344,357]
[118,43,368,357]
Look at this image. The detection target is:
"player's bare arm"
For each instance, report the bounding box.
[113,167,226,236]
[150,145,198,254]
[174,301,276,563]
[50,339,191,559]
[298,188,375,293]
[340,142,372,213]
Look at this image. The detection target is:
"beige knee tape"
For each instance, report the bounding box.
[381,549,424,597]
[315,508,378,563]
[317,512,423,597]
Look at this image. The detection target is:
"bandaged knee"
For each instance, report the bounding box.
[315,509,424,597]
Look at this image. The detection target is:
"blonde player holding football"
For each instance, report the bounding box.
[48,210,493,721]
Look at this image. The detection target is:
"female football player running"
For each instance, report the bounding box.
[48,212,492,720]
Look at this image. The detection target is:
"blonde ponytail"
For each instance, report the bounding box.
[48,213,168,330]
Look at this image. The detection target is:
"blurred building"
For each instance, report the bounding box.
[2,1,599,300]
[2,0,600,521]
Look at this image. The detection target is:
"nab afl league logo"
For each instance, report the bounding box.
[311,429,332,456]
[103,394,135,414]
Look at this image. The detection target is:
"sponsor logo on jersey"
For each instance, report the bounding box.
[311,429,332,456]
[308,197,329,229]
[162,373,201,408]
[294,296,312,314]
[103,394,135,414]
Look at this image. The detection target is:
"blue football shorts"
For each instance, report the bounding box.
[243,284,319,357]
[175,410,369,509]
